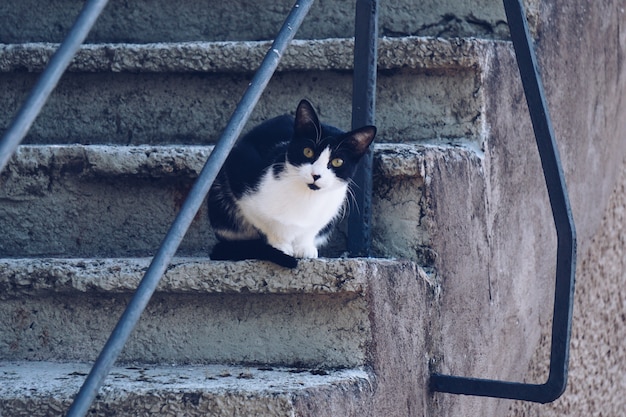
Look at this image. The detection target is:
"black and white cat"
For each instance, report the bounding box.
[208,99,376,268]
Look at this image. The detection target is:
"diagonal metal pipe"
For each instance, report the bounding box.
[64,1,314,416]
[0,0,110,174]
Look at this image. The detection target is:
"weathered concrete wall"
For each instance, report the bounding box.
[536,0,626,249]
[505,2,626,415]
[425,40,557,417]
[294,260,439,417]
[0,0,514,43]
[505,5,626,415]
[507,156,626,416]
[427,1,626,416]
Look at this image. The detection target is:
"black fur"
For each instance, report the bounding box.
[211,240,298,269]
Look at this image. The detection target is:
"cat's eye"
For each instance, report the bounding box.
[303,147,315,158]
[331,158,344,168]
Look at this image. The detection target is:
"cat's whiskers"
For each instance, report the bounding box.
[336,192,350,222]
[345,181,361,216]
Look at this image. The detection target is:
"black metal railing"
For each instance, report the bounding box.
[0,0,576,413]
[430,0,577,404]
[348,0,378,256]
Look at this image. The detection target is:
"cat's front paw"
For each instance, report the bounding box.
[269,237,317,259]
[293,244,318,259]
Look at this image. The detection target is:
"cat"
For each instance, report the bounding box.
[208,99,376,268]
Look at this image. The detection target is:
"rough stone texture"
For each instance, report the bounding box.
[506,157,626,415]
[292,260,441,416]
[0,38,485,146]
[356,259,440,416]
[0,145,213,257]
[0,257,371,296]
[0,258,380,367]
[0,38,491,74]
[416,88,528,416]
[372,143,483,268]
[0,0,517,44]
[427,1,626,416]
[0,144,471,265]
[0,259,436,416]
[1,292,369,367]
[0,362,372,417]
[535,0,626,253]
[0,70,479,145]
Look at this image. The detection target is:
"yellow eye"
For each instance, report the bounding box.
[331,158,344,168]
[303,147,314,158]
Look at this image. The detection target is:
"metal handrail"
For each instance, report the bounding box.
[348,0,378,256]
[64,1,314,415]
[430,0,577,403]
[0,0,110,173]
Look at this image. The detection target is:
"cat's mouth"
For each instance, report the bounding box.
[307,183,320,191]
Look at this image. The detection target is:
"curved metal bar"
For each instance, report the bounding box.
[0,0,110,174]
[430,0,577,403]
[64,1,315,416]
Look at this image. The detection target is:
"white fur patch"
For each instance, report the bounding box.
[237,148,347,258]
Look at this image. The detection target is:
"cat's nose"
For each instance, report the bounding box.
[312,174,321,181]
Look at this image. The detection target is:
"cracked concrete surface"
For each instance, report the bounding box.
[0,0,529,44]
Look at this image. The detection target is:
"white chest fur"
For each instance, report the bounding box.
[237,161,348,258]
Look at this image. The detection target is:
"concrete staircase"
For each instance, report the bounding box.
[0,257,435,416]
[0,1,552,416]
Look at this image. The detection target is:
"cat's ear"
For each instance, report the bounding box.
[344,125,377,156]
[294,99,321,141]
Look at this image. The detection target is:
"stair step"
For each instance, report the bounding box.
[0,37,492,74]
[0,257,371,296]
[0,143,482,263]
[1,253,435,415]
[0,37,494,145]
[1,257,435,415]
[0,257,428,366]
[1,141,476,185]
[0,360,372,416]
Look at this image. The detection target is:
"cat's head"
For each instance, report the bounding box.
[286,100,376,191]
